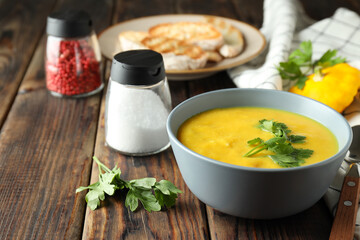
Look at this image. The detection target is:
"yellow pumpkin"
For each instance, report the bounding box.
[289,63,360,113]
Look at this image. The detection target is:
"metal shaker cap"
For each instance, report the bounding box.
[46,9,93,38]
[110,50,166,85]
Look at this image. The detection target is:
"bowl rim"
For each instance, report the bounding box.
[167,88,353,172]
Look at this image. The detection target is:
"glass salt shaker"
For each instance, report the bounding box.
[105,50,172,156]
[45,9,103,97]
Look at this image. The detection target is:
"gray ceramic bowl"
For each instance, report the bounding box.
[167,88,352,219]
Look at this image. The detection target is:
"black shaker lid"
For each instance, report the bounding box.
[46,9,92,38]
[110,50,166,85]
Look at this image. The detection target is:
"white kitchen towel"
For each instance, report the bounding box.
[229,0,360,88]
[228,0,313,90]
[228,0,360,238]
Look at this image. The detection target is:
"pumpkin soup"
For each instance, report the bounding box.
[177,107,338,168]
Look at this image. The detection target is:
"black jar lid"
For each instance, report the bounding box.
[46,9,92,38]
[110,50,166,86]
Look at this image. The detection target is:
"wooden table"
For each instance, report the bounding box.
[1,0,359,239]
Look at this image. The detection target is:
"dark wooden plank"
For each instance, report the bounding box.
[0,0,57,128]
[176,0,263,27]
[113,0,180,21]
[207,200,333,240]
[0,36,99,240]
[0,0,113,239]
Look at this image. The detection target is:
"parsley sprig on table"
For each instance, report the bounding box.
[277,40,346,89]
[76,156,182,212]
[243,120,313,168]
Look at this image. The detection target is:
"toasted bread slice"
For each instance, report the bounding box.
[141,36,208,70]
[205,50,223,63]
[148,22,224,51]
[119,31,208,70]
[203,16,244,58]
[118,31,148,51]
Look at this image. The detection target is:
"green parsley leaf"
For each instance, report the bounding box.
[153,180,183,208]
[269,154,305,168]
[76,157,182,212]
[276,40,346,89]
[247,137,263,145]
[288,40,312,66]
[258,119,274,132]
[155,189,178,208]
[291,148,314,160]
[125,189,139,211]
[83,183,105,210]
[99,172,119,195]
[155,180,183,195]
[127,188,161,212]
[258,119,294,139]
[244,119,313,168]
[265,137,293,155]
[75,156,123,210]
[294,75,309,90]
[277,62,305,81]
[243,137,266,157]
[129,178,156,190]
[288,135,306,143]
[270,148,314,168]
[315,49,346,68]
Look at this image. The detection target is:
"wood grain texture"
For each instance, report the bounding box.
[0,0,57,129]
[0,36,100,240]
[0,0,112,239]
[207,200,333,240]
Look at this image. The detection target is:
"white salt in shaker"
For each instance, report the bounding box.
[105,50,172,156]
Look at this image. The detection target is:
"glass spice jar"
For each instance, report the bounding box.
[105,50,172,156]
[45,10,103,97]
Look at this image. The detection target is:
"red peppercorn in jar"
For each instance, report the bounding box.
[45,10,103,97]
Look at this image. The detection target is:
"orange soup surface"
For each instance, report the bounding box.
[177,107,338,169]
